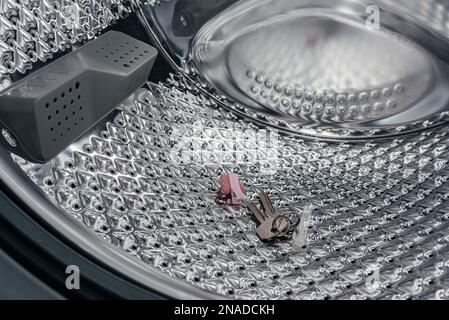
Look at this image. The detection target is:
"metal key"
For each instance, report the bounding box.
[246,192,294,240]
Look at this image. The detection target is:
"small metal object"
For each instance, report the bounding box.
[246,192,296,240]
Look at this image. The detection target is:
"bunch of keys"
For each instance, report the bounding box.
[245,192,299,241]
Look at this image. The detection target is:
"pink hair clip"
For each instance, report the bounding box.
[217,173,245,205]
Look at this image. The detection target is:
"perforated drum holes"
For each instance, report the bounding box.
[0,0,150,75]
[94,40,149,68]
[14,83,449,299]
[44,80,84,144]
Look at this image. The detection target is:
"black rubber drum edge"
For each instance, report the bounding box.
[0,31,157,163]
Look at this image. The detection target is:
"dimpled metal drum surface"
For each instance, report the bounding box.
[142,0,449,140]
[0,0,156,76]
[14,76,449,300]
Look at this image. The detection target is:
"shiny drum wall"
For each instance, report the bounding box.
[1,0,449,300]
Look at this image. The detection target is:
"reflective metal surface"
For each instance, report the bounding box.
[14,80,449,299]
[142,0,449,139]
[0,0,157,82]
[1,0,449,301]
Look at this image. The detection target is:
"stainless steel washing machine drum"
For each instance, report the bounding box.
[1,0,449,300]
